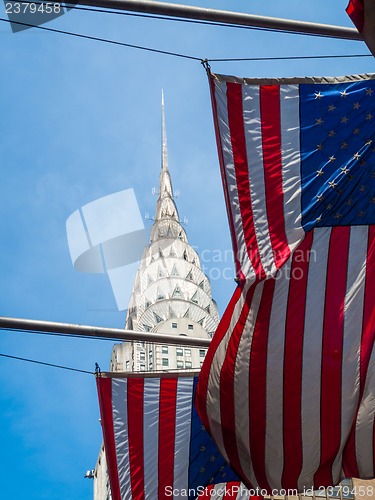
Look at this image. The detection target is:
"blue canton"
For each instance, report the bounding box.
[300,79,375,230]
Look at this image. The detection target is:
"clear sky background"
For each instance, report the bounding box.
[0,1,374,498]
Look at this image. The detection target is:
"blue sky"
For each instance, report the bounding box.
[0,1,374,498]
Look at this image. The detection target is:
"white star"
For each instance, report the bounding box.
[316,117,324,125]
[341,142,348,149]
[316,168,324,176]
[329,156,336,162]
[341,116,349,124]
[341,166,350,174]
[317,144,324,151]
[329,130,336,137]
[328,104,336,112]
[340,90,348,98]
[366,113,373,120]
[353,153,361,160]
[353,102,361,109]
[315,92,323,99]
[316,194,324,202]
[328,181,337,188]
[366,88,374,96]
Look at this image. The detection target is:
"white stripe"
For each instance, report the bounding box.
[112,378,132,500]
[206,287,248,462]
[279,85,304,252]
[242,85,276,275]
[332,226,367,482]
[214,79,255,281]
[298,228,331,489]
[355,343,375,477]
[143,378,161,499]
[234,281,264,487]
[264,265,291,490]
[173,377,194,493]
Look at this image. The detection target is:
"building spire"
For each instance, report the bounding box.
[152,91,179,227]
[161,89,168,171]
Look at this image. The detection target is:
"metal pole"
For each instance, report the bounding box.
[0,316,212,347]
[67,0,362,41]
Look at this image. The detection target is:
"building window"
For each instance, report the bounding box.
[188,324,194,330]
[176,348,183,357]
[126,360,130,369]
[162,346,169,354]
[172,322,177,328]
[199,349,206,357]
[177,360,183,368]
[140,364,145,371]
[185,361,192,368]
[185,349,191,358]
[140,352,146,361]
[200,361,204,367]
[162,358,169,367]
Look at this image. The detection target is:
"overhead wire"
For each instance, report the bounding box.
[0,16,371,64]
[0,352,94,374]
[0,351,202,374]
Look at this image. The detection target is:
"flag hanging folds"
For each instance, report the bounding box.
[346,0,375,56]
[195,72,375,493]
[96,372,241,500]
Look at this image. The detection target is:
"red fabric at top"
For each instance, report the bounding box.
[346,0,365,31]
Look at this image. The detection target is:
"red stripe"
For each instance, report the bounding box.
[96,378,121,500]
[219,285,256,484]
[127,378,145,498]
[346,0,364,31]
[198,484,215,498]
[226,82,266,280]
[195,285,244,431]
[314,226,350,487]
[281,231,313,488]
[259,85,290,270]
[158,378,178,499]
[210,75,244,281]
[343,225,375,477]
[249,280,275,492]
[223,481,242,498]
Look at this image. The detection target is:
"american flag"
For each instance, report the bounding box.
[96,373,240,500]
[195,72,375,492]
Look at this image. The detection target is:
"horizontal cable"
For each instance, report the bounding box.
[208,53,372,62]
[0,352,94,374]
[0,17,202,61]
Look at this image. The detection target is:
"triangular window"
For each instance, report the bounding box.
[154,313,163,324]
[191,291,199,304]
[171,264,179,277]
[172,285,183,298]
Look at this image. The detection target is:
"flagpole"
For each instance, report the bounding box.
[0,316,211,347]
[65,0,362,41]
